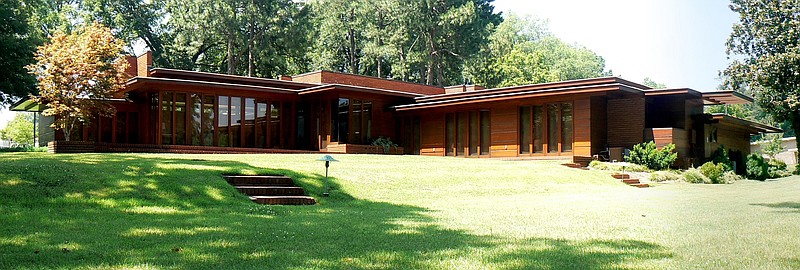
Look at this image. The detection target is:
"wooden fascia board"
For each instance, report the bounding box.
[298,84,422,98]
[394,84,620,111]
[124,77,300,95]
[709,114,782,134]
[416,77,622,102]
[149,68,317,89]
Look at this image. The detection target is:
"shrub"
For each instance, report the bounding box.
[683,168,711,184]
[626,141,678,170]
[719,171,743,184]
[699,162,727,184]
[767,159,791,179]
[370,137,398,154]
[588,160,649,172]
[649,170,683,182]
[709,146,733,171]
[746,154,768,181]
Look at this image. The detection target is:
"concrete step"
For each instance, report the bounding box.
[250,196,317,205]
[631,183,650,188]
[223,175,295,186]
[235,186,306,196]
[622,179,640,184]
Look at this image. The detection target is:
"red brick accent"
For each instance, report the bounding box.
[607,97,645,148]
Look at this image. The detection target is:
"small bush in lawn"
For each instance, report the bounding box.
[649,170,684,182]
[746,154,768,180]
[683,168,711,184]
[719,171,743,184]
[767,159,791,179]
[589,160,649,172]
[626,141,677,170]
[699,162,727,184]
[709,146,733,171]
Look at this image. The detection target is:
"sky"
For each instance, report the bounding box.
[0,0,740,130]
[492,0,739,90]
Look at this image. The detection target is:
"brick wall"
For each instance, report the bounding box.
[607,97,645,148]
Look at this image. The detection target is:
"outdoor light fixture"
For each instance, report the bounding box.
[317,155,338,196]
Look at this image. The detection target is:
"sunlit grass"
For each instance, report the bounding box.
[0,152,798,269]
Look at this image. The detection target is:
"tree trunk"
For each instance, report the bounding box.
[227,34,235,75]
[247,0,255,77]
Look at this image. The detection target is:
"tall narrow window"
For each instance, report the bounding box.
[548,104,559,153]
[519,107,531,154]
[533,106,544,153]
[256,101,268,147]
[230,97,241,147]
[191,94,202,145]
[480,111,490,155]
[244,98,256,147]
[445,113,455,156]
[217,96,229,147]
[561,103,573,152]
[456,112,467,156]
[331,99,338,143]
[337,98,349,144]
[352,99,362,144]
[412,117,421,155]
[175,93,187,145]
[161,92,173,144]
[270,102,281,148]
[202,96,215,146]
[363,101,372,140]
[469,111,479,156]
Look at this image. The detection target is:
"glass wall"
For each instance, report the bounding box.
[330,97,374,144]
[519,103,572,155]
[161,92,173,144]
[218,96,229,147]
[561,103,573,152]
[445,110,491,157]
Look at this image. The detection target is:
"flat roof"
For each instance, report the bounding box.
[708,113,782,134]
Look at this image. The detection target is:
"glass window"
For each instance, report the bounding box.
[561,103,573,152]
[352,99,362,144]
[270,102,281,148]
[469,111,479,156]
[202,95,215,146]
[480,111,490,155]
[456,112,467,156]
[161,92,173,144]
[364,101,372,141]
[533,106,544,153]
[244,98,256,147]
[519,107,531,154]
[446,113,455,156]
[412,116,420,155]
[191,94,202,145]
[548,104,559,153]
[256,102,268,147]
[218,96,229,147]
[115,112,127,143]
[230,97,241,147]
[337,98,349,144]
[175,93,187,145]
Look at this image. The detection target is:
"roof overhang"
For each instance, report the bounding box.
[394,83,628,111]
[707,113,782,134]
[643,88,704,97]
[701,90,752,105]
[9,98,44,112]
[149,68,318,90]
[125,77,300,95]
[298,84,423,98]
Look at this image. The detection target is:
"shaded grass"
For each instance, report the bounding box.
[0,153,798,269]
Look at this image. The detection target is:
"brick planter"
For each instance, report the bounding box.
[325,144,404,154]
[48,141,95,153]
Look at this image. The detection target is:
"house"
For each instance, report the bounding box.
[12,52,781,167]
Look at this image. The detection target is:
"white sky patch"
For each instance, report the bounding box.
[492,0,738,90]
[0,107,16,130]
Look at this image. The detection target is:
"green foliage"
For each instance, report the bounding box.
[625,141,678,171]
[370,136,398,154]
[588,160,649,172]
[709,146,733,171]
[746,154,768,180]
[641,77,666,88]
[464,13,609,89]
[0,113,35,146]
[724,0,800,141]
[760,134,785,159]
[720,171,744,184]
[648,170,683,182]
[699,162,727,184]
[683,168,711,184]
[0,0,39,104]
[767,159,791,179]
[0,145,46,152]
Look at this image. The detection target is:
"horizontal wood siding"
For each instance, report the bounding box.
[646,128,689,167]
[573,99,591,161]
[607,97,645,148]
[490,106,518,157]
[420,113,445,156]
[590,96,607,155]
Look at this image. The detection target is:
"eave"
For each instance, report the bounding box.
[124,77,300,95]
[298,84,423,98]
[707,113,782,134]
[701,90,752,105]
[149,68,318,90]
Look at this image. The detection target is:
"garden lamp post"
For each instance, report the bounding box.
[317,155,338,196]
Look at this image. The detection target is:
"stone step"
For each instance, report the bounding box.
[611,173,630,179]
[223,175,295,186]
[235,186,306,196]
[250,196,317,205]
[622,179,640,184]
[631,183,650,188]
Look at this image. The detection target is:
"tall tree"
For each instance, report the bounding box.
[28,23,128,141]
[464,13,609,88]
[0,0,39,105]
[80,0,167,61]
[724,0,800,140]
[0,113,35,146]
[642,77,667,89]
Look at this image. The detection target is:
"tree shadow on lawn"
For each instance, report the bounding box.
[751,202,800,213]
[0,153,671,269]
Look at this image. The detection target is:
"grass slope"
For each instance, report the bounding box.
[0,153,798,269]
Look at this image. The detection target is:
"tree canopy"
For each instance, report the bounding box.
[0,113,35,146]
[723,0,800,139]
[0,0,39,105]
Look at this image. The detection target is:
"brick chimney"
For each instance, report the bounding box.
[136,51,153,77]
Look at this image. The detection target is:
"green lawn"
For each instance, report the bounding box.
[1,153,798,269]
